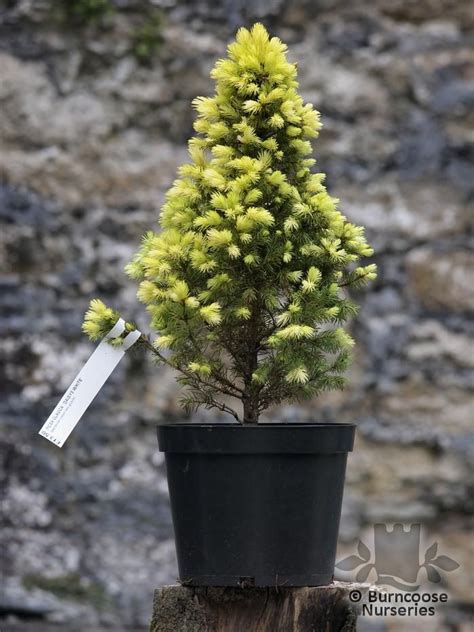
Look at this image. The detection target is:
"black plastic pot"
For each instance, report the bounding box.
[157,422,355,587]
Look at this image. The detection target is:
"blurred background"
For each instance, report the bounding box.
[0,0,472,630]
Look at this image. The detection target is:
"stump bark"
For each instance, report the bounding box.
[149,582,370,632]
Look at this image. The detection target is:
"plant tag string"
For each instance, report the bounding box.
[38,319,140,448]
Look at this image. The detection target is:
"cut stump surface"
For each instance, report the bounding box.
[150,582,371,632]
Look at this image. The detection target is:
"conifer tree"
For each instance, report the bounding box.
[83,23,376,423]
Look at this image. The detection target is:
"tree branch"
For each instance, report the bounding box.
[139,334,243,411]
[181,310,246,397]
[338,272,367,288]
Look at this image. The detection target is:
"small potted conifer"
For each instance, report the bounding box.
[83,24,376,587]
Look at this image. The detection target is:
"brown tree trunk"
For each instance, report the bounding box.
[149,583,369,632]
[240,306,261,424]
[242,397,259,424]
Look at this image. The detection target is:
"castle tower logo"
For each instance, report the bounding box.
[336,523,459,591]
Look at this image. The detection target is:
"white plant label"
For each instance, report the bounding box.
[39,319,141,448]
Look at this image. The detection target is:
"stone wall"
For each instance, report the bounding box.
[1,1,472,630]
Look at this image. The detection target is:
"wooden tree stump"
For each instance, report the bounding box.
[149,582,370,632]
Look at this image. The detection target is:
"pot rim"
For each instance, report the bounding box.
[157,421,356,428]
[157,421,356,454]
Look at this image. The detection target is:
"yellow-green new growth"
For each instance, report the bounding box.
[82,299,120,340]
[83,299,138,345]
[83,23,377,423]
